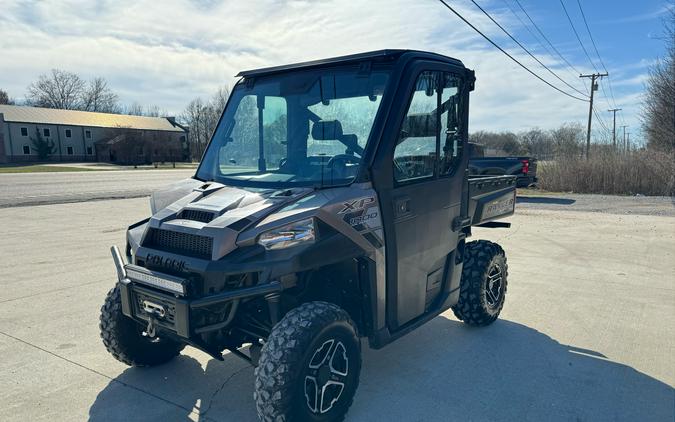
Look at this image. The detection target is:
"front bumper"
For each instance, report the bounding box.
[111,246,282,339]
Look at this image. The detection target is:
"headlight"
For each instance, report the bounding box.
[257,218,316,250]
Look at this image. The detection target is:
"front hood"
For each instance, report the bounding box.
[145,178,313,259]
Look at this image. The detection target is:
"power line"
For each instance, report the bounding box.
[593,107,611,136]
[513,0,586,81]
[574,0,626,126]
[503,0,589,94]
[575,0,607,72]
[469,0,589,97]
[558,0,599,72]
[501,0,553,56]
[435,0,589,102]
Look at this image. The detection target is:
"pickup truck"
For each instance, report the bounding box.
[468,143,538,187]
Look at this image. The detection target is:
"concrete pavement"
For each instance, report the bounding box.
[0,197,673,421]
[0,169,194,207]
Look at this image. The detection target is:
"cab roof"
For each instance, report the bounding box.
[236,49,466,78]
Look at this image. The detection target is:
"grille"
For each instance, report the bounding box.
[180,209,215,223]
[145,228,213,259]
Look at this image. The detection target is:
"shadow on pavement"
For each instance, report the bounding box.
[517,196,576,205]
[88,317,673,422]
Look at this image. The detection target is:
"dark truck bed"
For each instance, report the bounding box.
[452,175,516,232]
[469,156,538,188]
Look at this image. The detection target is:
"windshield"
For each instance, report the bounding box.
[196,66,390,188]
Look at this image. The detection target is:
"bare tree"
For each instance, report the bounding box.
[181,98,208,160]
[550,122,584,158]
[180,86,230,161]
[143,104,167,117]
[26,69,85,109]
[519,128,554,159]
[125,102,145,116]
[124,102,166,117]
[211,86,230,114]
[81,77,120,113]
[641,2,675,151]
[0,89,14,105]
[469,130,523,155]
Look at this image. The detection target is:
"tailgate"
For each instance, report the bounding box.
[468,176,517,225]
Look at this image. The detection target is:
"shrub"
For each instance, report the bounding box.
[538,149,675,196]
[30,128,56,160]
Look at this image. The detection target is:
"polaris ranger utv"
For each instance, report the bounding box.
[101,50,516,421]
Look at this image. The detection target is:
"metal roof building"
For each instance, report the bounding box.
[0,105,184,132]
[0,105,187,163]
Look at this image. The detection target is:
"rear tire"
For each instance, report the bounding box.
[452,240,508,326]
[254,301,361,422]
[99,285,184,367]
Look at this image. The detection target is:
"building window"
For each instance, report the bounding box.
[43,128,51,137]
[23,145,30,155]
[66,146,74,155]
[87,146,93,155]
[85,130,92,139]
[65,129,72,138]
[20,127,28,137]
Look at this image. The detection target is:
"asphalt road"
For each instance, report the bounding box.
[0,197,673,421]
[0,169,195,207]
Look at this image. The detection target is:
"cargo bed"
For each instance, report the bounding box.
[451,175,516,232]
[468,175,516,225]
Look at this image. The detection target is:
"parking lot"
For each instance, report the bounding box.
[0,186,673,421]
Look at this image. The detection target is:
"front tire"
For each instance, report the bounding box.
[452,240,508,326]
[254,301,361,422]
[99,285,184,367]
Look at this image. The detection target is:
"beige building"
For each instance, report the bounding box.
[0,105,188,164]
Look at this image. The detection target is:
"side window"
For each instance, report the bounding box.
[439,73,464,175]
[394,71,439,183]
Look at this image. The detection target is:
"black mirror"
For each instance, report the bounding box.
[312,120,343,140]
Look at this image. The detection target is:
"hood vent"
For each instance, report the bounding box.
[179,209,216,223]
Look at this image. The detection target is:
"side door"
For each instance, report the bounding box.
[376,67,468,329]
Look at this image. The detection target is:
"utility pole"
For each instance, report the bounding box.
[580,72,608,159]
[621,125,628,153]
[626,132,631,152]
[608,108,621,149]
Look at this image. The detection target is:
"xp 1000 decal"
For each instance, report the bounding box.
[338,197,381,232]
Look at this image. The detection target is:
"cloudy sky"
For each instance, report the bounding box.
[1,0,672,143]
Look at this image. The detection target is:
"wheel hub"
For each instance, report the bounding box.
[304,339,349,415]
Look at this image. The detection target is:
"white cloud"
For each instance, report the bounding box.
[0,0,646,136]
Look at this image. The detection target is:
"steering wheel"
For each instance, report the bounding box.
[327,154,360,168]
